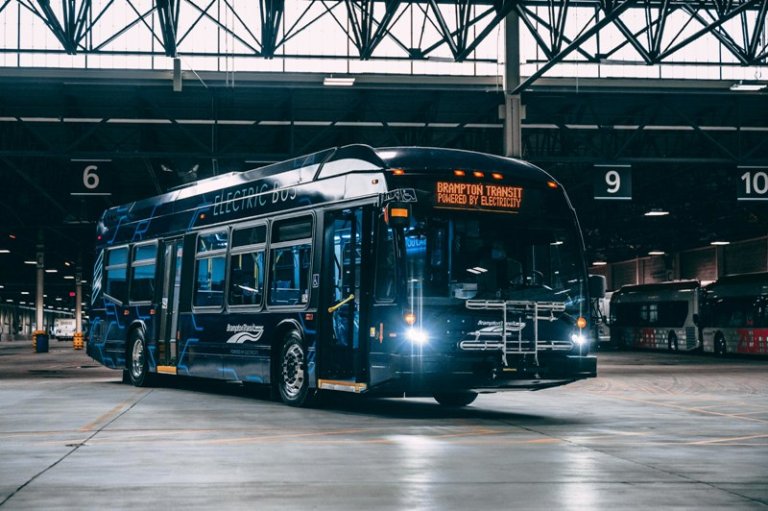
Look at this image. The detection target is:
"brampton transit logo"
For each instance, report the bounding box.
[225,324,265,344]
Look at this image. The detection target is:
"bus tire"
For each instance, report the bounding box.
[433,391,478,407]
[127,328,153,387]
[277,331,313,407]
[714,333,727,357]
[668,332,678,352]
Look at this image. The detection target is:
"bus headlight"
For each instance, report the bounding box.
[571,333,587,346]
[406,328,429,345]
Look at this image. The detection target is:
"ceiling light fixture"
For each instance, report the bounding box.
[592,261,608,266]
[710,241,730,246]
[644,209,669,217]
[730,81,767,92]
[323,76,355,87]
[648,250,665,256]
[0,249,9,254]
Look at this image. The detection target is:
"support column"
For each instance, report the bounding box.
[35,231,44,334]
[76,263,83,334]
[503,9,524,158]
[74,261,84,350]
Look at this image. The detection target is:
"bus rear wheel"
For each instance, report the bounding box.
[715,334,727,357]
[277,332,313,407]
[127,328,152,387]
[433,391,478,407]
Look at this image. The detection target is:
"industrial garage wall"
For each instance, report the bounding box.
[595,236,768,290]
[680,247,717,282]
[724,239,768,276]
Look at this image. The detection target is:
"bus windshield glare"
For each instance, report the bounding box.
[403,206,586,313]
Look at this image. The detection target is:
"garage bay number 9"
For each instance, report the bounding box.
[593,164,632,200]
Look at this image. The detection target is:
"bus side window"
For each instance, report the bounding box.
[229,252,264,306]
[229,225,266,307]
[375,224,396,302]
[105,246,129,304]
[130,242,157,303]
[268,216,313,307]
[193,230,228,308]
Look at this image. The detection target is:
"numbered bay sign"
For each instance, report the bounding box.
[737,167,768,201]
[71,160,112,196]
[594,164,632,200]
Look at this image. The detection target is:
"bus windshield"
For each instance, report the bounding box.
[403,207,586,310]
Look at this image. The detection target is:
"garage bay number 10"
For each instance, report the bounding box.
[87,145,603,407]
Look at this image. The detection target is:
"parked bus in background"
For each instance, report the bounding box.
[87,145,601,407]
[609,280,701,351]
[699,272,768,356]
[596,291,613,347]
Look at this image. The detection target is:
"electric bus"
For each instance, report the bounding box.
[609,280,701,351]
[87,145,600,407]
[700,272,768,356]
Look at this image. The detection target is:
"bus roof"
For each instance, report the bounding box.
[375,146,550,181]
[94,145,566,247]
[169,145,551,193]
[703,272,768,297]
[614,280,700,296]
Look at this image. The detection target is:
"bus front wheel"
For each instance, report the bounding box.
[277,331,313,407]
[715,334,727,357]
[127,328,152,387]
[433,391,478,407]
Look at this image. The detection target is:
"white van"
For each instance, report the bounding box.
[52,318,76,341]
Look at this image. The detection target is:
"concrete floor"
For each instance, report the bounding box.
[1,340,767,510]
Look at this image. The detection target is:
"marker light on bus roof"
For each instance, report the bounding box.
[472,171,484,178]
[392,168,406,176]
[547,181,558,189]
[492,172,503,180]
[454,169,466,177]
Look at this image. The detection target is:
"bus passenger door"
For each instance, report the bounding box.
[158,238,183,365]
[322,207,368,381]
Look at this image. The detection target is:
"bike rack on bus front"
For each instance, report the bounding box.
[461,300,566,366]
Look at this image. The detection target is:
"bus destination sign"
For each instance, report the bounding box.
[435,181,524,212]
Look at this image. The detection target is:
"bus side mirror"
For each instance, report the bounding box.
[589,275,606,299]
[383,202,411,229]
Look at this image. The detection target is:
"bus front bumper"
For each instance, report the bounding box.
[373,352,596,394]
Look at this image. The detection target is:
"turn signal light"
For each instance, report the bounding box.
[404,312,416,325]
[576,316,587,329]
